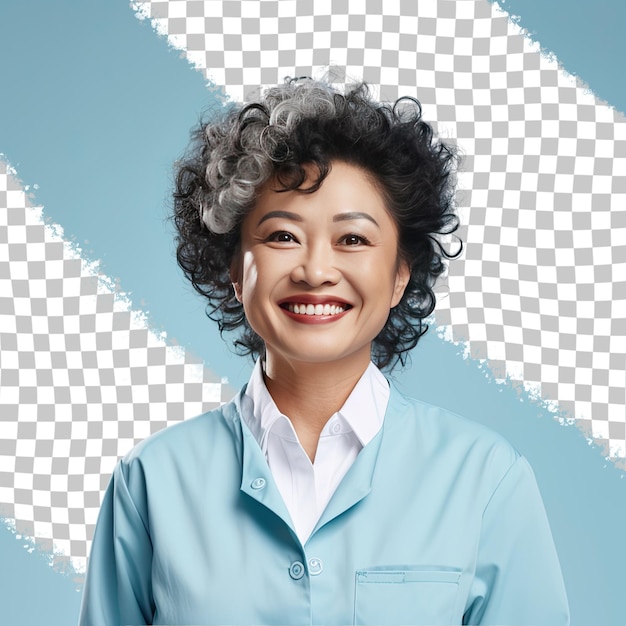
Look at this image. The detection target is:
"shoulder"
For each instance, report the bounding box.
[102,393,246,525]
[387,384,517,450]
[120,393,243,473]
[385,383,521,484]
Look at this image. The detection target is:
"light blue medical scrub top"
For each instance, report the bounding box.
[79,384,569,625]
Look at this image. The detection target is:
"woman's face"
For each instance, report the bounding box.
[231,161,410,372]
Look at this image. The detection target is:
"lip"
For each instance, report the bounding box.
[277,294,352,307]
[280,306,351,324]
[278,295,353,324]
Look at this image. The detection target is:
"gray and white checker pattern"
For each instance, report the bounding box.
[0,160,227,572]
[0,0,624,573]
[132,0,626,456]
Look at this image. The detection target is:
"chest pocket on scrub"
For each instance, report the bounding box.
[353,567,462,625]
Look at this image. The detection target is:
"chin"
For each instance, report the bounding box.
[278,343,372,366]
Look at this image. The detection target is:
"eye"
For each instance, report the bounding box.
[339,233,370,246]
[266,230,298,244]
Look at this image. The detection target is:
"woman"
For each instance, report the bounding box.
[79,78,569,625]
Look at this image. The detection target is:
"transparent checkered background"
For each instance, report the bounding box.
[0,161,228,572]
[132,0,626,449]
[1,0,625,572]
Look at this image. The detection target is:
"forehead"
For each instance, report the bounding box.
[250,161,393,222]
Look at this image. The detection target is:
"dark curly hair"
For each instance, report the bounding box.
[173,78,461,370]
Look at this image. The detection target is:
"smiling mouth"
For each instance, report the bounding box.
[281,303,351,316]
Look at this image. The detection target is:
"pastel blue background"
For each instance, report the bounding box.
[0,0,624,624]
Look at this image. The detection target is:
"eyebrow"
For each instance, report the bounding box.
[256,210,380,227]
[257,210,303,226]
[333,211,379,227]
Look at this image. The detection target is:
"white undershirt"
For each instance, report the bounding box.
[240,360,390,544]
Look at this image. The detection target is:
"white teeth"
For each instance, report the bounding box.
[286,303,346,316]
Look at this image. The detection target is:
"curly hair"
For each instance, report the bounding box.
[173,78,461,370]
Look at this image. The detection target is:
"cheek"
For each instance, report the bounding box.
[239,253,260,300]
[361,256,402,299]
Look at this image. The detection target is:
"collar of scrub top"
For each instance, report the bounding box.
[241,359,390,454]
[234,361,392,544]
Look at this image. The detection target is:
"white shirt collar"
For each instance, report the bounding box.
[241,360,389,453]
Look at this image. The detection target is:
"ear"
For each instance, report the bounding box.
[391,259,411,308]
[229,255,243,303]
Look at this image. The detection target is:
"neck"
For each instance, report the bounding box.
[262,351,371,461]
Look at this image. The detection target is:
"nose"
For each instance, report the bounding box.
[290,242,341,287]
